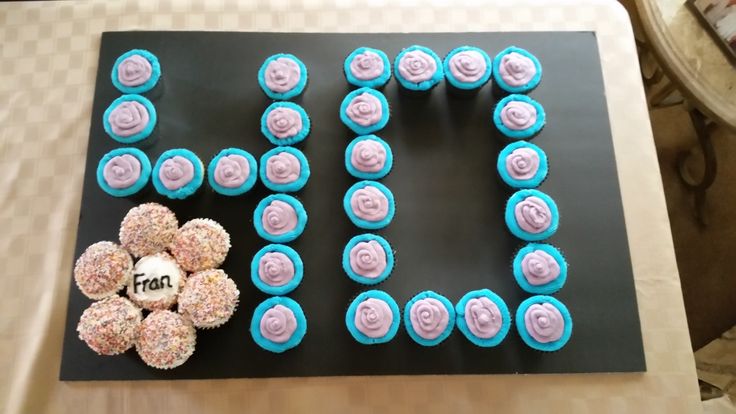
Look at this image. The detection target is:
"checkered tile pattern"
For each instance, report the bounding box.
[0,0,701,413]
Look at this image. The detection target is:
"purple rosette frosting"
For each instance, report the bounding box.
[103,154,141,189]
[350,50,385,81]
[266,107,303,140]
[346,93,383,127]
[506,147,540,180]
[260,304,297,343]
[448,50,486,83]
[354,298,393,338]
[159,156,195,191]
[261,200,298,236]
[264,57,301,93]
[117,54,153,87]
[213,154,250,188]
[350,185,389,222]
[500,101,537,131]
[258,252,295,287]
[398,50,438,83]
[524,303,564,343]
[514,196,553,234]
[266,152,300,184]
[464,297,503,339]
[108,101,150,137]
[521,249,561,285]
[499,52,537,87]
[349,240,387,279]
[409,298,450,340]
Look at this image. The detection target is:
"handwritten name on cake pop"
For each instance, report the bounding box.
[133,272,173,293]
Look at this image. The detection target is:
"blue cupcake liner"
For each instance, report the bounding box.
[346,290,401,345]
[96,147,151,197]
[344,47,392,89]
[492,46,543,94]
[455,289,511,347]
[404,291,455,346]
[513,243,568,295]
[250,296,307,353]
[250,244,303,295]
[207,148,258,196]
[260,101,311,146]
[497,141,549,188]
[111,49,161,94]
[151,148,204,199]
[259,146,310,192]
[342,234,394,285]
[442,46,492,90]
[504,189,559,241]
[339,87,390,135]
[253,194,308,243]
[515,295,572,352]
[344,135,393,180]
[257,53,308,100]
[393,45,444,91]
[493,94,546,140]
[103,94,157,144]
[343,180,395,230]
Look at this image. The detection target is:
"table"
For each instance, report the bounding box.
[634,0,736,224]
[0,1,701,413]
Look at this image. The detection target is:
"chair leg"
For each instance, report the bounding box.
[677,109,717,226]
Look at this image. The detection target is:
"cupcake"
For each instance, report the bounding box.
[442,46,492,92]
[346,290,400,344]
[492,46,542,94]
[127,252,185,310]
[513,243,568,295]
[250,296,307,353]
[393,45,444,92]
[455,289,511,347]
[505,189,559,241]
[152,149,204,199]
[404,291,455,346]
[258,53,308,100]
[111,49,161,94]
[516,295,572,351]
[259,146,310,193]
[343,180,395,230]
[343,47,391,89]
[178,269,239,329]
[77,295,142,355]
[74,241,133,300]
[339,87,390,135]
[136,310,196,369]
[253,194,307,243]
[170,218,231,272]
[345,135,393,180]
[260,101,311,146]
[493,94,545,140]
[119,203,178,258]
[251,244,304,295]
[207,148,258,196]
[96,147,151,197]
[342,234,394,285]
[103,94,157,144]
[497,141,548,188]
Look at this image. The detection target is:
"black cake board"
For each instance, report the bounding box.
[60,31,645,380]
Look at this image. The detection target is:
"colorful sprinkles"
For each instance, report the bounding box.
[136,310,197,369]
[119,203,179,258]
[170,218,231,272]
[73,241,133,300]
[77,295,142,355]
[178,269,240,329]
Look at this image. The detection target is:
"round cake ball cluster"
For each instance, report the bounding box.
[73,203,238,369]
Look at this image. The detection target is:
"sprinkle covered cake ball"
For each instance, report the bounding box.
[178,269,239,329]
[74,241,133,300]
[170,218,231,272]
[136,310,196,369]
[119,203,179,258]
[77,295,142,355]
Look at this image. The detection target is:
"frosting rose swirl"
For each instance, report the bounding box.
[409,298,450,340]
[264,57,301,93]
[465,297,503,339]
[514,196,552,234]
[351,140,386,172]
[346,93,382,127]
[398,50,437,83]
[500,101,537,131]
[449,50,486,83]
[350,186,389,222]
[506,148,540,180]
[521,250,560,285]
[258,252,295,286]
[108,101,150,137]
[117,54,152,87]
[260,304,297,343]
[262,200,298,235]
[103,154,141,189]
[524,303,564,343]
[214,154,249,188]
[499,52,537,87]
[350,51,385,80]
[349,240,387,278]
[355,298,393,338]
[266,107,303,139]
[159,156,194,190]
[266,152,301,184]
